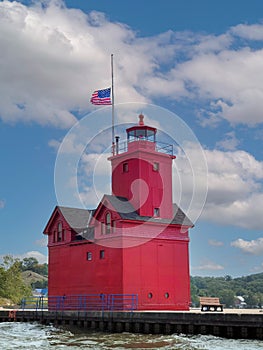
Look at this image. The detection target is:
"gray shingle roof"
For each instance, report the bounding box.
[58,206,94,230]
[56,196,193,237]
[103,195,193,227]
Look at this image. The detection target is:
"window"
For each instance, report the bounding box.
[165,292,169,299]
[148,292,153,299]
[106,212,111,234]
[153,162,159,171]
[100,250,105,259]
[154,208,160,217]
[57,222,63,242]
[87,252,92,261]
[123,162,128,172]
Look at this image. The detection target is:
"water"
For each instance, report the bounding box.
[0,322,262,350]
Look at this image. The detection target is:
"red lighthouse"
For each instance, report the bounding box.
[43,114,193,310]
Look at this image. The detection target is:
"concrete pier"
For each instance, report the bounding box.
[0,309,263,340]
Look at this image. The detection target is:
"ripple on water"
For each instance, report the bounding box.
[0,322,262,350]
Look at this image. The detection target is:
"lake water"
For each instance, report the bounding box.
[0,322,262,349]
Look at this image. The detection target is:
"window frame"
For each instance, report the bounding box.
[123,162,129,173]
[153,162,159,171]
[105,212,111,234]
[100,250,105,259]
[87,252,92,261]
[154,207,160,217]
[57,222,63,242]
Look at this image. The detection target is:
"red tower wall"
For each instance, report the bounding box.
[109,143,174,218]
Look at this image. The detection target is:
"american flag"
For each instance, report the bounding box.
[90,87,112,105]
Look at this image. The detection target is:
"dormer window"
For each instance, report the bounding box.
[106,212,111,234]
[57,222,63,242]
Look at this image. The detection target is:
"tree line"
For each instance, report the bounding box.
[191,274,263,308]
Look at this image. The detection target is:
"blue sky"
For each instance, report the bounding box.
[1,0,263,277]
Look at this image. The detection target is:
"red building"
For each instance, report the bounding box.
[43,115,193,310]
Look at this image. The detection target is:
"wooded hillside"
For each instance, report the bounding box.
[191,274,263,308]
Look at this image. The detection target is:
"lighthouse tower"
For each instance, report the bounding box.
[109,114,175,218]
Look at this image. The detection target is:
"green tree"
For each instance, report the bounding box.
[20,257,39,272]
[34,263,48,276]
[218,289,235,307]
[0,255,31,304]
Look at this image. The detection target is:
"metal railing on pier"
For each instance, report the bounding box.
[21,294,138,312]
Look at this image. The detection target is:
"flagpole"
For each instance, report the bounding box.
[111,53,115,154]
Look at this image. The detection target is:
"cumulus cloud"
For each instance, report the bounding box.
[174,147,263,229]
[2,1,263,128]
[175,48,263,126]
[216,131,240,151]
[231,238,263,255]
[193,259,224,271]
[231,23,263,41]
[202,149,263,229]
[0,0,147,127]
[23,250,48,264]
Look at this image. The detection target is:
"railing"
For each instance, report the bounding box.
[115,140,174,156]
[108,294,138,311]
[21,294,138,312]
[48,294,107,311]
[20,296,48,311]
[156,141,174,155]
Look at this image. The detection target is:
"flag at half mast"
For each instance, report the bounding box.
[90,87,112,105]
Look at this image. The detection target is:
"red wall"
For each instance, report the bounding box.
[109,141,174,218]
[48,242,123,296]
[47,209,190,310]
[122,239,190,310]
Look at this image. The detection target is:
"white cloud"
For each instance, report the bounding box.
[216,131,240,151]
[231,23,263,41]
[0,200,5,209]
[2,1,263,128]
[15,250,48,264]
[231,238,263,255]
[175,147,263,229]
[174,47,263,126]
[0,0,150,127]
[193,259,224,271]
